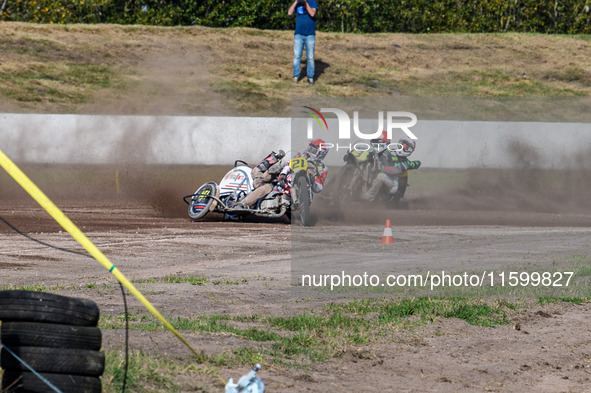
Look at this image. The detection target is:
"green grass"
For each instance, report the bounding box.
[538,296,589,305]
[103,349,207,393]
[133,276,209,286]
[543,66,589,86]
[2,279,582,390]
[0,63,120,104]
[95,295,588,390]
[399,69,586,98]
[99,297,518,368]
[211,78,288,114]
[132,276,250,286]
[212,278,248,285]
[0,283,67,291]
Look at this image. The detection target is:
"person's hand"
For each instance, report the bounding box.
[277,174,288,189]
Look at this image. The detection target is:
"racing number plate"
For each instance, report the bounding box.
[289,157,308,172]
[197,188,211,202]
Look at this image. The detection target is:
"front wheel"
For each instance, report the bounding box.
[188,182,217,220]
[297,175,311,226]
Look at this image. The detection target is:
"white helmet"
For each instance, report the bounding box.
[398,136,416,157]
[305,139,329,161]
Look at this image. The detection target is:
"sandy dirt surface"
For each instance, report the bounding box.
[1,163,591,392]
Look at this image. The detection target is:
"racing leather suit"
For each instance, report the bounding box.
[362,149,421,201]
[276,152,328,194]
[240,151,285,207]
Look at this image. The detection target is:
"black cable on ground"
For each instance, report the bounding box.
[118,281,129,393]
[0,215,129,393]
[0,216,88,258]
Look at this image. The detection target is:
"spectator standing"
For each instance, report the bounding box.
[288,0,318,85]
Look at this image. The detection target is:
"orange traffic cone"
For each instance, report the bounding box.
[382,219,394,244]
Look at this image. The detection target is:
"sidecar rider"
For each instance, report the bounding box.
[361,135,421,201]
[238,150,286,208]
[276,139,330,194]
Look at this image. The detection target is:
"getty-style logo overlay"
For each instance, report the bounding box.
[302,106,329,132]
[303,106,418,153]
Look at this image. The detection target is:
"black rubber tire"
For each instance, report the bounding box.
[297,175,311,227]
[1,347,105,377]
[2,371,101,393]
[0,291,99,327]
[398,172,408,198]
[188,182,216,220]
[1,322,102,351]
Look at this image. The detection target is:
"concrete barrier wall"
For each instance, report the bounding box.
[0,114,291,166]
[1,113,590,169]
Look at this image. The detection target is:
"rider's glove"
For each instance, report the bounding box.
[409,160,421,170]
[401,160,421,171]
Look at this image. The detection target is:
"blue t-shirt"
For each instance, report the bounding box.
[295,0,318,36]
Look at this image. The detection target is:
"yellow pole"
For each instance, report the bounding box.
[115,168,120,194]
[0,150,200,358]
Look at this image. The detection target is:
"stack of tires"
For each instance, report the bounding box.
[0,290,104,393]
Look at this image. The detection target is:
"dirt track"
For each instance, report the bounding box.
[3,22,591,392]
[1,163,591,392]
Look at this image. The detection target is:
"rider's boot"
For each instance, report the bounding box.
[361,179,380,201]
[362,173,399,201]
[386,177,399,195]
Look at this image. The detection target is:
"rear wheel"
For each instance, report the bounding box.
[188,182,216,220]
[297,176,311,226]
[398,172,408,198]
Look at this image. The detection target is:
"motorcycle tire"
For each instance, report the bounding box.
[1,347,105,377]
[1,321,102,351]
[2,371,101,393]
[297,176,311,227]
[188,182,216,220]
[0,290,99,327]
[398,172,408,199]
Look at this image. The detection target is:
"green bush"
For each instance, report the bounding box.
[2,0,590,33]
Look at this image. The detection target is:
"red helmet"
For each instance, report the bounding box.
[378,131,390,143]
[305,139,329,161]
[371,131,390,144]
[370,131,390,153]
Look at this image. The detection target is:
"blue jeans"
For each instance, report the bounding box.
[293,34,315,79]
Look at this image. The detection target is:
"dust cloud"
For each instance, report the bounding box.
[3,134,591,227]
